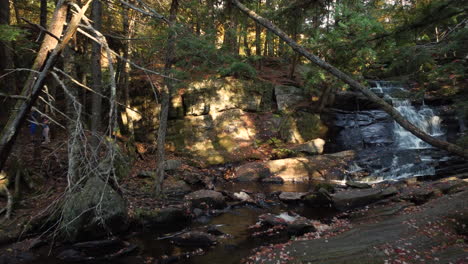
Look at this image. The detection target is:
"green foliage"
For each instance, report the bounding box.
[0,25,26,42]
[219,61,257,79]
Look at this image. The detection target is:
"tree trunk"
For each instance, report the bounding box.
[90,0,103,149]
[222,0,236,53]
[37,0,48,42]
[0,0,17,104]
[232,0,468,159]
[0,1,92,172]
[120,2,136,138]
[154,0,179,196]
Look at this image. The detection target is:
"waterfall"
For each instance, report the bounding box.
[392,99,444,149]
[356,81,446,182]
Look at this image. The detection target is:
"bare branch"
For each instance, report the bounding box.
[21,17,62,42]
[119,0,169,24]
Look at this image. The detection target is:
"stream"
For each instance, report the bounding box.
[29,182,336,264]
[20,81,467,264]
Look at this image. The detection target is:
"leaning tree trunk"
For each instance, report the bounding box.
[232,0,468,159]
[0,1,92,172]
[154,0,179,197]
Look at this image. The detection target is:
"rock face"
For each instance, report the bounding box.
[130,76,330,167]
[166,109,265,166]
[332,186,398,211]
[184,190,226,209]
[279,112,328,144]
[330,110,393,150]
[234,151,355,182]
[184,77,273,115]
[274,85,307,111]
[60,177,128,242]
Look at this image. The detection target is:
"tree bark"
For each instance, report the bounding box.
[0,0,17,104]
[232,0,468,159]
[40,0,48,27]
[0,1,93,172]
[91,0,103,148]
[119,2,136,138]
[38,0,48,42]
[222,0,236,53]
[154,0,179,196]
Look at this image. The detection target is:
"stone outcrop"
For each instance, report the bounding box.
[234,150,355,182]
[184,77,274,115]
[279,112,328,144]
[274,85,308,111]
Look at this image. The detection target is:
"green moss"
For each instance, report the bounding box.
[279,112,328,144]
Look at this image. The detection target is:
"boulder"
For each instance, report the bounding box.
[164,160,182,171]
[332,186,398,211]
[60,177,127,242]
[234,151,356,182]
[303,188,333,208]
[279,192,308,202]
[171,231,217,247]
[235,162,271,182]
[135,207,190,227]
[233,191,253,202]
[162,178,192,196]
[184,190,226,209]
[291,138,326,155]
[256,212,317,236]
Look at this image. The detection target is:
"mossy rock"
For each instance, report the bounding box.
[279,112,328,144]
[135,207,190,228]
[60,177,128,242]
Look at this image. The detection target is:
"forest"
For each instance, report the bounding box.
[0,0,467,263]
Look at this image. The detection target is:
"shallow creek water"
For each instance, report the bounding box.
[29,182,336,264]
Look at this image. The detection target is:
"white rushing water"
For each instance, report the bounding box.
[360,81,445,182]
[373,81,444,150]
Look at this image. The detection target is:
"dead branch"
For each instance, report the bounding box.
[21,17,62,42]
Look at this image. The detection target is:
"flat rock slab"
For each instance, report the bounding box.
[248,190,468,264]
[279,192,308,202]
[332,186,398,211]
[184,190,226,209]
